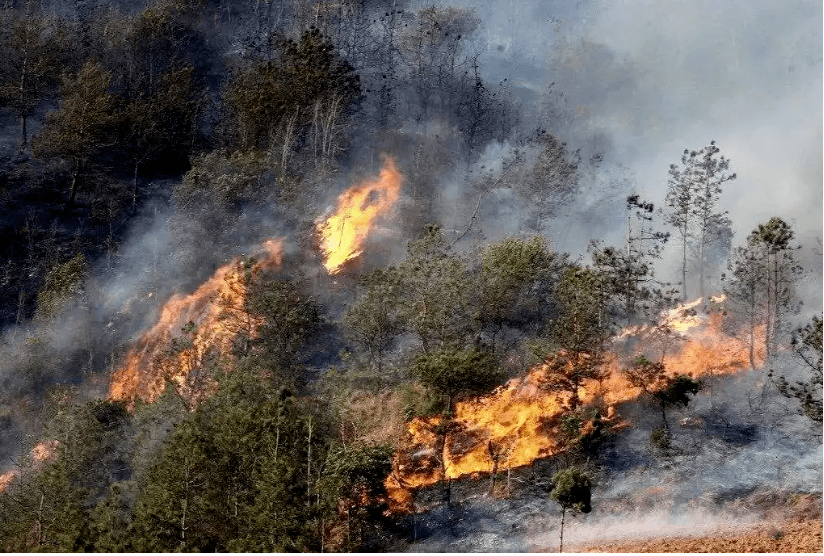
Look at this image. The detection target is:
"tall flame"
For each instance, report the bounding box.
[387,296,765,511]
[108,239,284,408]
[317,156,402,274]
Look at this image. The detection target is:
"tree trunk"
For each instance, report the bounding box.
[487,441,498,496]
[132,161,140,209]
[67,169,80,207]
[681,224,688,301]
[765,252,773,359]
[20,115,27,149]
[180,498,187,550]
[559,506,566,552]
[306,417,313,504]
[748,282,757,369]
[699,237,705,300]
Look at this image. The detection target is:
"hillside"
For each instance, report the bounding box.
[0,0,820,552]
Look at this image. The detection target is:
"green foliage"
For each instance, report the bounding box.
[551,266,611,354]
[245,274,323,379]
[119,64,200,183]
[772,314,823,422]
[118,0,207,97]
[397,225,475,351]
[649,426,671,451]
[399,382,446,419]
[657,375,703,409]
[550,466,592,553]
[560,407,609,459]
[664,141,736,299]
[0,396,132,551]
[89,482,135,551]
[477,235,563,341]
[174,148,271,210]
[650,374,703,435]
[536,266,612,410]
[36,253,86,320]
[626,356,703,435]
[412,346,505,411]
[225,27,361,150]
[590,200,671,327]
[550,467,592,514]
[343,268,404,371]
[346,226,476,362]
[725,217,802,364]
[129,369,329,551]
[319,444,394,550]
[624,354,667,393]
[32,60,120,205]
[0,12,67,146]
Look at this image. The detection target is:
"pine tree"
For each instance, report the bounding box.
[32,60,119,207]
[664,141,736,299]
[542,267,612,411]
[0,11,66,148]
[724,217,802,362]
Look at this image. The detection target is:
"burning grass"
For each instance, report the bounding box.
[108,239,283,408]
[387,297,766,512]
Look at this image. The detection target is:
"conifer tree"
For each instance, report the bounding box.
[665,141,736,299]
[0,11,66,148]
[724,217,802,362]
[32,60,119,207]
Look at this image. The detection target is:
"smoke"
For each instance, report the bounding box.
[431,0,821,285]
[0,187,296,466]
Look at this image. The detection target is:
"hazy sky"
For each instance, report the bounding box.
[439,0,822,251]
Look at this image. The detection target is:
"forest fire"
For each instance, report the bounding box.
[108,239,284,408]
[316,156,403,274]
[386,296,765,511]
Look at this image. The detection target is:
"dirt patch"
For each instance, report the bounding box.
[575,518,823,553]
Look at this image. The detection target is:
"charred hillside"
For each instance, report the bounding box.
[0,0,821,552]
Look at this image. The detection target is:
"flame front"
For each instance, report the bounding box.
[108,239,284,407]
[317,157,402,274]
[388,296,765,511]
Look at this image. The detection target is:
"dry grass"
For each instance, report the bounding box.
[576,518,822,553]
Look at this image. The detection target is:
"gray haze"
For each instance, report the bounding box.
[437,0,822,286]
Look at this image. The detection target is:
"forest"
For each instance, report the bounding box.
[0,0,821,552]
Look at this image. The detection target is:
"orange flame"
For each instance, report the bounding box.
[0,441,62,493]
[387,296,765,511]
[0,470,17,493]
[108,240,284,408]
[316,157,402,274]
[30,440,59,462]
